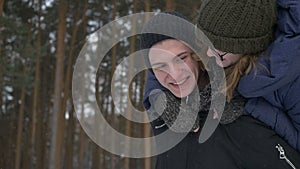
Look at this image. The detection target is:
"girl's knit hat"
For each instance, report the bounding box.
[197,0,277,54]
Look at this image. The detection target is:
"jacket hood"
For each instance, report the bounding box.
[143,70,166,110]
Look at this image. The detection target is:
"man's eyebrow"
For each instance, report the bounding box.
[172,51,190,60]
[176,51,190,57]
[151,62,165,67]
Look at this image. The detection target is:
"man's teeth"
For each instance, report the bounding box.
[173,78,186,85]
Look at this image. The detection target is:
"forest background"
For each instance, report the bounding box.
[0,0,202,169]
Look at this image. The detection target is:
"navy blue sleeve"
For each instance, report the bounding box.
[282,76,300,151]
[244,97,299,151]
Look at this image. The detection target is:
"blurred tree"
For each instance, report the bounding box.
[49,0,67,168]
[33,1,43,168]
[65,1,88,169]
[110,0,118,168]
[0,0,202,168]
[166,0,175,11]
[15,62,27,169]
[0,0,4,115]
[143,0,152,168]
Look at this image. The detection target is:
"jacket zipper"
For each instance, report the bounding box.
[275,144,297,169]
[155,123,166,129]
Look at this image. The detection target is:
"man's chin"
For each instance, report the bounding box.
[171,90,190,98]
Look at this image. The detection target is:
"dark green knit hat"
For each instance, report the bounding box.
[197,0,277,54]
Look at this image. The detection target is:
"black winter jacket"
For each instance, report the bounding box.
[151,115,300,169]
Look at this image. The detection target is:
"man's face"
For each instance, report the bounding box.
[149,39,199,98]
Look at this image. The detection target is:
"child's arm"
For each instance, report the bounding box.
[244,97,300,151]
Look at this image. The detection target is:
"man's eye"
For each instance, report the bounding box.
[153,64,166,70]
[175,55,187,62]
[180,55,188,60]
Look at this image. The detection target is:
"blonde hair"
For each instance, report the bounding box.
[225,54,261,101]
[191,52,263,100]
[191,52,210,69]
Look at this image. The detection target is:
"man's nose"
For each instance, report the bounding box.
[167,63,182,79]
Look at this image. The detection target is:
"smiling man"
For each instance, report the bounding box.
[149,39,199,98]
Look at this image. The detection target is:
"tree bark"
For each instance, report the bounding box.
[0,0,4,30]
[143,2,152,168]
[0,0,4,113]
[8,96,19,169]
[65,107,75,169]
[41,52,52,169]
[0,0,4,18]
[22,32,36,169]
[65,2,88,169]
[34,1,43,168]
[49,0,67,169]
[78,127,87,168]
[92,69,102,169]
[124,0,137,168]
[110,0,118,167]
[14,64,27,169]
[165,0,175,11]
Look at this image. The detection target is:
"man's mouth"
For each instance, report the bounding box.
[170,76,189,85]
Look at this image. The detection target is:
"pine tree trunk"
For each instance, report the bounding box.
[34,1,43,168]
[92,67,102,169]
[78,127,87,168]
[8,97,18,169]
[41,52,52,169]
[49,0,67,169]
[0,4,4,165]
[23,33,36,169]
[15,64,27,169]
[41,53,55,169]
[0,0,4,31]
[65,106,75,169]
[165,0,175,11]
[110,0,118,167]
[124,0,137,168]
[64,2,88,169]
[23,103,33,169]
[0,0,4,113]
[77,44,87,169]
[143,1,152,168]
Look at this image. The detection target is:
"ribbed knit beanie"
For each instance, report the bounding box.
[140,11,196,67]
[197,0,277,54]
